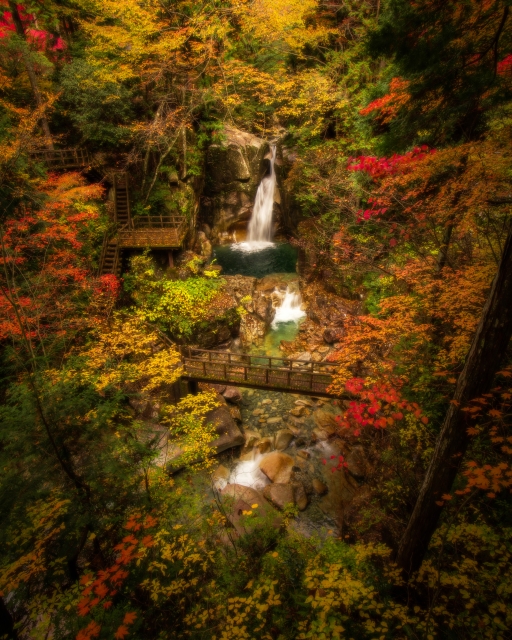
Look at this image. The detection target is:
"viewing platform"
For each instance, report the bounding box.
[118,215,188,249]
[30,148,91,170]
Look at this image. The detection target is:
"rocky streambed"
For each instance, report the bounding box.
[206,384,368,537]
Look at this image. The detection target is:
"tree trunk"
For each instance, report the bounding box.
[0,596,17,639]
[396,224,512,576]
[8,1,53,149]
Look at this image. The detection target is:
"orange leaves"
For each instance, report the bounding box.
[112,611,138,639]
[360,78,410,124]
[76,621,101,640]
[141,535,154,548]
[123,612,137,625]
[76,513,157,633]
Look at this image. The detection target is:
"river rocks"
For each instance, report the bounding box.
[263,483,294,510]
[345,445,368,480]
[229,405,242,423]
[311,427,334,442]
[293,482,309,511]
[297,449,310,459]
[220,483,281,535]
[312,479,328,496]
[314,408,340,431]
[207,401,245,454]
[261,399,272,405]
[290,405,307,417]
[263,481,308,511]
[267,416,283,426]
[312,408,339,439]
[242,430,261,454]
[253,293,274,324]
[259,452,294,483]
[257,437,273,454]
[274,429,293,451]
[239,450,255,462]
[212,464,230,490]
[223,386,242,403]
[252,409,264,416]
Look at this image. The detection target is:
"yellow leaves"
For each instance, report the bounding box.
[71,313,182,395]
[233,0,331,52]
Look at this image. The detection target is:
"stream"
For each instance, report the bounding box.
[206,143,347,536]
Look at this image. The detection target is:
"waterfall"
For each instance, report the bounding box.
[246,145,277,245]
[272,285,306,327]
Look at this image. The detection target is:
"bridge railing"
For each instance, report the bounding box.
[130,214,186,229]
[30,148,91,169]
[180,346,337,396]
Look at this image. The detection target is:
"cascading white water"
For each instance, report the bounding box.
[246,145,277,245]
[228,452,270,490]
[272,285,306,327]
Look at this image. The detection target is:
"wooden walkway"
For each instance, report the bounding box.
[180,347,337,397]
[30,148,91,170]
[99,173,188,276]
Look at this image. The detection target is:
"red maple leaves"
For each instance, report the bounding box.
[0,2,65,50]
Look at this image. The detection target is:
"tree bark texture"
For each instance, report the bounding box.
[8,1,54,149]
[396,224,512,576]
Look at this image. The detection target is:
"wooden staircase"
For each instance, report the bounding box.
[99,173,130,276]
[114,173,131,226]
[100,239,121,276]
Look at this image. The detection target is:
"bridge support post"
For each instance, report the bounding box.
[187,379,199,395]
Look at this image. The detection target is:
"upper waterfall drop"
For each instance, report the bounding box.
[246,145,277,245]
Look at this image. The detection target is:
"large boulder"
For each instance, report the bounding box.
[220,483,281,535]
[319,459,359,521]
[224,275,257,302]
[263,483,294,510]
[263,481,308,511]
[207,402,245,454]
[240,313,267,347]
[259,452,294,484]
[274,429,294,451]
[223,386,242,403]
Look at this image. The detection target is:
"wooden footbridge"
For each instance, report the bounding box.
[180,347,337,397]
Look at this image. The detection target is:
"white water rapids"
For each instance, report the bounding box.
[272,286,306,327]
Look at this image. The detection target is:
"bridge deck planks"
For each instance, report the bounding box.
[180,347,337,397]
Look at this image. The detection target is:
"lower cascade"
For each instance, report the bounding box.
[272,285,306,327]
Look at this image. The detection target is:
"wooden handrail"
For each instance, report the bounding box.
[179,346,334,371]
[129,215,187,230]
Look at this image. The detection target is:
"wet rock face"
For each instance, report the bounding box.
[259,452,294,484]
[206,398,245,454]
[202,126,269,240]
